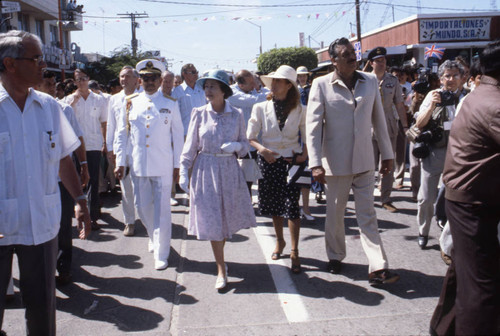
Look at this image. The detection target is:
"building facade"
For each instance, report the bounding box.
[315,12,500,72]
[0,0,83,75]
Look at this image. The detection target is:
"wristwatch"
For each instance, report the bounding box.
[75,194,88,202]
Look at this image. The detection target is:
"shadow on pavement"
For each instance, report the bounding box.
[56,247,198,332]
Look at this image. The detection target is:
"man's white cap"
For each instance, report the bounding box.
[136,59,166,75]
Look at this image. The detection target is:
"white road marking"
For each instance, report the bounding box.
[252,224,310,323]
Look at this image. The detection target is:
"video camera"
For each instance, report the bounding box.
[413,68,431,95]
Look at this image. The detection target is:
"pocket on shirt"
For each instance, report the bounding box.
[0,198,19,237]
[44,132,62,163]
[44,192,62,226]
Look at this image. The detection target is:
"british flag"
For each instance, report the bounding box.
[424,45,445,60]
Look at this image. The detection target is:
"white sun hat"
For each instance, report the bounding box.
[260,65,298,92]
[296,66,310,74]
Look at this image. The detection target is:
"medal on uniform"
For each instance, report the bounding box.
[51,143,55,148]
[164,118,168,124]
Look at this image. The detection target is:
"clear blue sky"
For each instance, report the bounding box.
[71,0,497,74]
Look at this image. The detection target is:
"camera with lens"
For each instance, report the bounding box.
[438,90,456,107]
[412,119,444,159]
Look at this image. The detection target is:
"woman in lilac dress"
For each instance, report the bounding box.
[179,70,256,290]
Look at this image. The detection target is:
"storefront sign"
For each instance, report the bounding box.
[420,17,491,42]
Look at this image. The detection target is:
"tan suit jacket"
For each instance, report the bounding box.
[306,71,393,176]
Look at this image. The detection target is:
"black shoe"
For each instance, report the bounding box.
[315,192,326,204]
[418,235,428,249]
[327,259,342,274]
[1,329,7,336]
[368,269,400,286]
[91,220,101,231]
[56,273,72,286]
[437,220,446,230]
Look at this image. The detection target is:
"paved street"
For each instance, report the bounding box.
[3,178,448,335]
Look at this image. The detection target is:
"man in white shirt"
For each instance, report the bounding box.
[228,70,267,192]
[106,65,139,236]
[115,59,184,270]
[160,69,181,206]
[171,63,206,136]
[36,70,89,285]
[66,69,108,230]
[161,70,175,96]
[0,30,90,336]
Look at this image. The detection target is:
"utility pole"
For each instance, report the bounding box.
[57,0,65,80]
[117,12,148,57]
[355,0,361,42]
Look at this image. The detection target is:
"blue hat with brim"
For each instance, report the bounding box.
[197,69,233,97]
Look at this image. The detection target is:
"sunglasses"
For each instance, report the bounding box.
[141,75,160,82]
[15,55,45,66]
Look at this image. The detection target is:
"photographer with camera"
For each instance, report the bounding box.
[413,60,466,249]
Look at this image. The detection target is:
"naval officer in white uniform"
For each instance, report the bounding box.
[114,59,184,270]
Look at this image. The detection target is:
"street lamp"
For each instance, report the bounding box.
[244,19,262,55]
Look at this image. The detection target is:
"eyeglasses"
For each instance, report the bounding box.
[75,76,89,82]
[15,55,45,66]
[141,75,160,82]
[442,74,461,80]
[184,70,198,75]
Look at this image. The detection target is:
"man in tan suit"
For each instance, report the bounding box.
[306,37,399,286]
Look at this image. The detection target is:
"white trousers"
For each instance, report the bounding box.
[120,171,136,225]
[132,175,172,262]
[324,171,388,273]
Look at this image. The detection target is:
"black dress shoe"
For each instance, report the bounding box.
[327,260,342,274]
[56,273,72,286]
[418,235,428,249]
[91,220,101,231]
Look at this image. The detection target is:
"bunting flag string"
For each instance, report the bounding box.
[65,9,354,26]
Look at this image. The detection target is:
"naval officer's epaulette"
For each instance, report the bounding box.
[163,93,177,102]
[126,92,140,100]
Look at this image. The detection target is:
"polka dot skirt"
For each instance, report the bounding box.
[257,155,300,219]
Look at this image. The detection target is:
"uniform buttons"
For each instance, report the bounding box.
[146,125,150,128]
[147,116,150,119]
[146,135,150,138]
[146,144,150,148]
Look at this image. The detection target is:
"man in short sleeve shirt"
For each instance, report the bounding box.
[0,30,90,336]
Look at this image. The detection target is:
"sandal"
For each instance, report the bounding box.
[271,239,286,260]
[290,249,301,274]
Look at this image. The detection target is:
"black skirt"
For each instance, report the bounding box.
[257,155,300,219]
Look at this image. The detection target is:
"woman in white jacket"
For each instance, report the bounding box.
[247,65,307,274]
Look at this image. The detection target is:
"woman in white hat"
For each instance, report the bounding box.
[247,65,308,274]
[179,69,256,290]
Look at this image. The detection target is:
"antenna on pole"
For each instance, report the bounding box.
[117,12,149,57]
